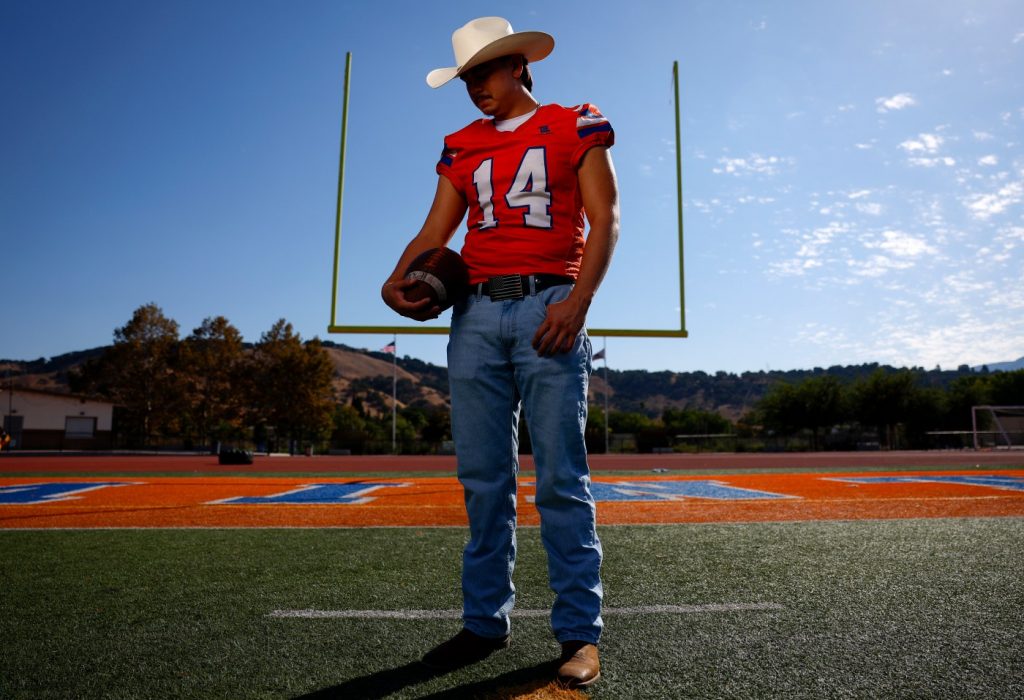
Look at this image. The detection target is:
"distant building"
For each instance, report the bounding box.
[2,388,114,450]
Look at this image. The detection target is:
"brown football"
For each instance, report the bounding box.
[403,247,470,311]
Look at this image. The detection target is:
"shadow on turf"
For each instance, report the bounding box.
[292,659,560,699]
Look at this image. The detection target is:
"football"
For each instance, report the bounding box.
[403,247,470,310]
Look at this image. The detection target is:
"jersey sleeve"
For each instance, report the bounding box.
[435,138,462,191]
[571,103,615,168]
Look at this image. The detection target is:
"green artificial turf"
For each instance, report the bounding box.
[1,519,1022,698]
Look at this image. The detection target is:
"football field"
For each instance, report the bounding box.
[1,453,1022,698]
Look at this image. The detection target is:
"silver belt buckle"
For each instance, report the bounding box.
[489,274,525,301]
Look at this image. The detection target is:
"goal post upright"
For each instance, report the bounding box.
[328,57,688,339]
[329,51,352,329]
[673,59,686,336]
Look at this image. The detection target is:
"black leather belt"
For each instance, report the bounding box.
[476,273,574,301]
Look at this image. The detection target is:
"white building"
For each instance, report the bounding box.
[2,388,115,450]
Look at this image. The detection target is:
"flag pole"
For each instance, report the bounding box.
[391,334,397,454]
[603,337,609,454]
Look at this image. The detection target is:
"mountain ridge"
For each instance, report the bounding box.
[4,344,1019,419]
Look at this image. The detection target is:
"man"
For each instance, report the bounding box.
[381,16,619,688]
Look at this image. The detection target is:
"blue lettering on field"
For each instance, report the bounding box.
[830,475,1024,492]
[212,482,409,505]
[557,480,795,503]
[0,482,133,505]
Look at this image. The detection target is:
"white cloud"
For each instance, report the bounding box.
[855,143,874,150]
[866,230,937,257]
[796,222,848,259]
[899,133,956,167]
[876,93,917,113]
[964,181,1024,219]
[973,130,994,141]
[1014,31,1024,43]
[691,198,726,215]
[849,254,915,277]
[847,190,872,200]
[997,226,1024,245]
[978,155,999,166]
[856,202,883,216]
[907,156,956,168]
[942,271,991,295]
[713,153,790,176]
[869,315,1024,370]
[899,133,943,154]
[767,222,852,278]
[769,258,823,277]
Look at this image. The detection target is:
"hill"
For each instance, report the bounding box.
[2,344,1009,419]
[974,356,1024,372]
[0,347,107,394]
[0,343,448,417]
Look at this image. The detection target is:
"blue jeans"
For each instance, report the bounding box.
[447,283,603,645]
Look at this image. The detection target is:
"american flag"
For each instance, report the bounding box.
[381,341,396,354]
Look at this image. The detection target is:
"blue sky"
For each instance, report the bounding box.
[3,1,1022,373]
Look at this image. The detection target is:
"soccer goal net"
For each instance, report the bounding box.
[972,406,1024,449]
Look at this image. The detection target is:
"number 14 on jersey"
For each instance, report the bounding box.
[472,147,552,230]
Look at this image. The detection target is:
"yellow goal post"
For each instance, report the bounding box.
[328,53,687,339]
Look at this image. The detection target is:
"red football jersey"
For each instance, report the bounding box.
[436,103,614,284]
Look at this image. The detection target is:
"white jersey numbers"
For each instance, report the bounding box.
[472,147,552,230]
[506,148,551,228]
[471,159,497,229]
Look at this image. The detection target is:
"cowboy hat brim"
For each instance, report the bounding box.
[426,31,554,89]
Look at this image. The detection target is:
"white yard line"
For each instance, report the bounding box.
[268,602,783,619]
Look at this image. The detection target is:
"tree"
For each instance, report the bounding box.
[904,387,947,448]
[179,316,249,449]
[851,370,917,449]
[250,320,335,453]
[585,404,608,453]
[608,411,654,434]
[945,375,991,430]
[795,376,846,449]
[661,406,731,435]
[757,376,848,449]
[988,369,1024,405]
[419,407,452,446]
[758,382,803,437]
[332,404,390,453]
[83,303,185,446]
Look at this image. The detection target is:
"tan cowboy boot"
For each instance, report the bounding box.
[557,640,600,687]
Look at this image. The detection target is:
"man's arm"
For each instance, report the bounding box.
[381,175,468,322]
[532,146,620,356]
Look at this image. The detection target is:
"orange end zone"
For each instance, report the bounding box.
[1,471,1023,529]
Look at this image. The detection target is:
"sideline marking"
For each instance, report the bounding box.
[267,602,783,619]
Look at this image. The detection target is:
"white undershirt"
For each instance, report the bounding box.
[494,107,538,132]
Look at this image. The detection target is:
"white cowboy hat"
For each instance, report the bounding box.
[426,16,554,89]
